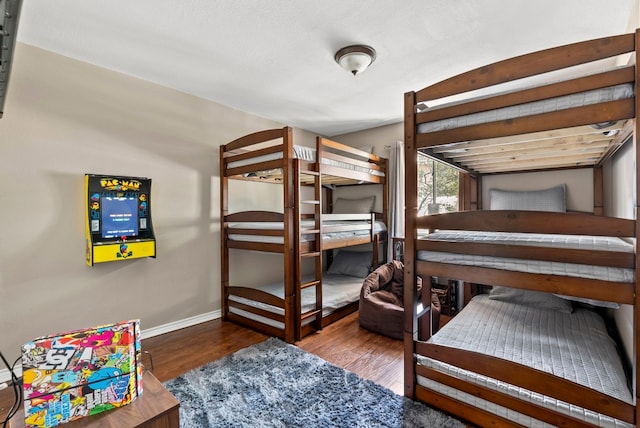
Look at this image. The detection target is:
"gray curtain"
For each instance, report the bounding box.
[387,140,405,262]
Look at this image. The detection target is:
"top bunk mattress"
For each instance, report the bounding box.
[417,83,634,134]
[417,230,634,283]
[227,144,385,177]
[417,294,633,427]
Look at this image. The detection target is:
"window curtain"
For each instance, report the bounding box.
[387,140,405,262]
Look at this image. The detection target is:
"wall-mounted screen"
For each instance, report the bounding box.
[101,195,139,239]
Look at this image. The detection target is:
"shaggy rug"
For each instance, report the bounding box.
[163,337,464,427]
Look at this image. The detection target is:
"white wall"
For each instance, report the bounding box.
[0,43,314,364]
[604,138,636,366]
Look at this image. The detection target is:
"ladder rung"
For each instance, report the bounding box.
[300,309,322,320]
[301,251,321,258]
[300,200,320,205]
[301,228,320,234]
[300,170,320,176]
[301,279,321,289]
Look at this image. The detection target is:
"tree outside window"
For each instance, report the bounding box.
[417,151,459,215]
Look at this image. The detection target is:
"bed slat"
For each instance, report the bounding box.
[415,385,524,427]
[225,211,285,222]
[227,286,287,308]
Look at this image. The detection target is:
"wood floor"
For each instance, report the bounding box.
[0,312,404,424]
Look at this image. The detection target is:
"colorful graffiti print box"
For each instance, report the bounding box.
[21,319,143,427]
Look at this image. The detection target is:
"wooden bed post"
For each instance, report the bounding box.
[282,126,296,344]
[404,91,419,399]
[593,165,604,216]
[220,145,229,322]
[634,27,640,427]
[383,157,390,262]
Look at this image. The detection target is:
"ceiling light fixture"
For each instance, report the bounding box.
[334,45,376,76]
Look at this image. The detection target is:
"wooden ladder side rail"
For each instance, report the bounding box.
[281,126,296,344]
[294,156,323,341]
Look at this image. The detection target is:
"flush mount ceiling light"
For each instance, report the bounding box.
[334,45,376,76]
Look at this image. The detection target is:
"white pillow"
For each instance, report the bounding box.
[489,185,566,212]
[332,196,375,214]
[326,250,373,278]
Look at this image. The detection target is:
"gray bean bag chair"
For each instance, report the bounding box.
[359,260,440,339]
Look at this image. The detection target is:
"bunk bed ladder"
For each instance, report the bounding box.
[294,159,323,340]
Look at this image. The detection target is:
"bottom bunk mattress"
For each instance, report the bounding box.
[416,294,633,427]
[228,273,362,329]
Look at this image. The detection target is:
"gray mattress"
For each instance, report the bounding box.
[228,220,386,244]
[228,273,362,329]
[417,83,634,133]
[417,230,634,283]
[417,294,633,427]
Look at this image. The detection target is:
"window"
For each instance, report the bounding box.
[417,152,459,215]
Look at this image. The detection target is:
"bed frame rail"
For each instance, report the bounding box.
[416,342,635,425]
[417,210,635,237]
[415,33,635,103]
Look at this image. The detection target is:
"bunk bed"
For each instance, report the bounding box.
[220,127,388,343]
[403,31,638,427]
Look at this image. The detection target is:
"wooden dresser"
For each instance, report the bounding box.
[11,371,179,428]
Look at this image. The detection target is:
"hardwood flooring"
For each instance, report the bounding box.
[0,312,404,424]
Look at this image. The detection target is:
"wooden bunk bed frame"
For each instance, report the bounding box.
[403,31,639,427]
[220,127,388,343]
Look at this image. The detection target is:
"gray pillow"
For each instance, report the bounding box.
[327,250,373,278]
[488,286,573,314]
[489,185,566,212]
[554,294,620,309]
[332,196,375,214]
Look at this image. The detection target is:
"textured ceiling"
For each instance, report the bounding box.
[15,0,638,136]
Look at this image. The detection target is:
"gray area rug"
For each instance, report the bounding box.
[163,337,464,427]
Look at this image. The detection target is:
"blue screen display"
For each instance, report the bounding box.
[101,196,139,239]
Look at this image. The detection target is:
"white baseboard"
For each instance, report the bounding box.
[0,310,222,384]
